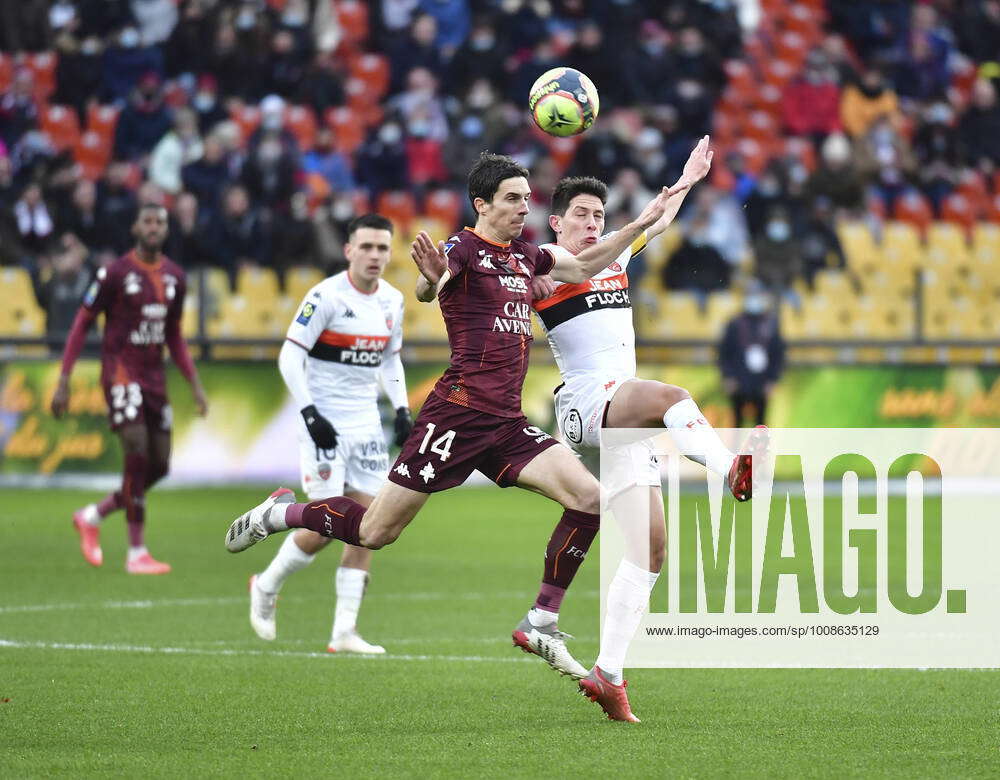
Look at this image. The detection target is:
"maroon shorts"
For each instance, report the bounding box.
[387,392,560,493]
[103,381,172,432]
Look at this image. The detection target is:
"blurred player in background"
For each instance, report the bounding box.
[225,152,674,703]
[52,203,208,574]
[247,214,412,654]
[530,136,766,721]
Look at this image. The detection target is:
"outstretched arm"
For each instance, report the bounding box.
[646,135,714,240]
[412,231,451,302]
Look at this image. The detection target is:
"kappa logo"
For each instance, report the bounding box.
[419,462,436,484]
[394,463,411,478]
[343,307,356,319]
[480,255,495,269]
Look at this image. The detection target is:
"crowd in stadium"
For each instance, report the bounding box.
[2,0,1000,337]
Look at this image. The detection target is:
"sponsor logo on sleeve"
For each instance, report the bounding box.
[83,280,99,307]
[296,302,316,325]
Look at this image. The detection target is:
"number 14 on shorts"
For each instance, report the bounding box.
[417,423,456,461]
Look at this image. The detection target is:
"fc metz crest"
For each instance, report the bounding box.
[318,462,332,480]
[609,262,622,272]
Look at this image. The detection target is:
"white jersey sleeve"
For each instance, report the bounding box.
[387,294,404,354]
[286,286,335,350]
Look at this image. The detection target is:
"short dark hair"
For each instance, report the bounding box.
[467,151,529,209]
[347,213,394,239]
[137,202,168,216]
[551,176,608,216]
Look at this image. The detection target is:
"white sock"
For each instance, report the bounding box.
[268,503,290,531]
[595,559,659,685]
[127,545,147,562]
[332,567,369,639]
[80,504,101,527]
[528,607,559,627]
[256,533,315,594]
[663,398,735,477]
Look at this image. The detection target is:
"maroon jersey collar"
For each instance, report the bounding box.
[464,226,511,248]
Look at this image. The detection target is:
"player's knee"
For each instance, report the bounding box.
[146,459,169,488]
[649,543,665,573]
[566,478,600,514]
[659,384,690,412]
[359,524,399,550]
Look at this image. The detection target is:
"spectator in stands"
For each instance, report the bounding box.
[387,13,445,92]
[190,75,228,135]
[508,37,562,104]
[182,133,233,220]
[208,183,269,282]
[805,132,865,215]
[753,207,803,296]
[718,279,785,427]
[32,231,94,348]
[798,197,847,285]
[240,128,298,214]
[166,191,215,270]
[131,0,178,46]
[149,107,203,195]
[958,79,1000,170]
[418,0,471,58]
[840,69,900,138]
[355,121,409,197]
[687,186,749,267]
[311,194,351,273]
[113,71,173,162]
[443,114,488,187]
[0,154,16,211]
[782,49,842,143]
[62,177,109,252]
[650,105,699,186]
[249,95,300,155]
[272,191,320,280]
[567,22,620,109]
[404,111,449,193]
[630,126,671,193]
[820,34,860,87]
[448,18,508,96]
[671,77,715,139]
[53,32,105,124]
[95,160,138,253]
[165,0,215,78]
[208,19,265,101]
[12,182,55,263]
[302,127,355,194]
[744,162,792,238]
[913,101,960,212]
[621,20,674,106]
[855,115,917,212]
[264,28,310,99]
[0,0,52,52]
[661,219,732,298]
[956,0,1000,64]
[673,27,726,96]
[605,168,655,229]
[570,123,633,186]
[296,52,346,116]
[894,24,951,101]
[0,69,39,150]
[101,23,166,104]
[389,68,449,143]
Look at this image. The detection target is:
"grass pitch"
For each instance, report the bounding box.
[1,486,996,777]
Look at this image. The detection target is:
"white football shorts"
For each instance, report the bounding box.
[299,425,389,500]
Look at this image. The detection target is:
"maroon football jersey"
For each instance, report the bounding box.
[83,251,186,395]
[432,228,554,418]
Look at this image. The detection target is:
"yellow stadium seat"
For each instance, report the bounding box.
[0,267,45,337]
[236,267,279,302]
[972,223,1000,271]
[779,301,806,340]
[285,266,323,302]
[925,222,971,269]
[882,221,925,272]
[705,291,739,339]
[635,291,705,340]
[208,295,274,339]
[838,220,882,274]
[181,291,199,339]
[813,269,854,299]
[404,299,448,340]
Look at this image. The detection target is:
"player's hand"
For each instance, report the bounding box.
[394,406,413,447]
[410,231,447,284]
[301,404,337,450]
[667,135,713,197]
[531,274,556,302]
[192,381,209,417]
[635,186,670,230]
[51,375,70,418]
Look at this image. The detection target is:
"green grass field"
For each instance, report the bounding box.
[1,486,997,777]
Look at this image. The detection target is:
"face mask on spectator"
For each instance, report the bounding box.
[120,27,140,48]
[409,120,431,138]
[460,116,483,139]
[282,10,307,27]
[379,124,402,145]
[194,92,216,111]
[468,85,493,110]
[236,9,256,30]
[332,198,354,221]
[470,33,495,51]
[766,220,791,242]
[81,37,101,55]
[745,294,767,314]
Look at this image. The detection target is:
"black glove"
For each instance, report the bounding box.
[393,406,413,447]
[301,404,337,450]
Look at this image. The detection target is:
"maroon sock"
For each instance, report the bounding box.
[534,508,600,612]
[122,452,148,548]
[285,496,365,546]
[96,491,124,517]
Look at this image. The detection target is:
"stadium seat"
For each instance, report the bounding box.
[724,59,756,95]
[939,194,976,236]
[350,189,371,215]
[40,105,80,151]
[635,292,705,340]
[182,289,200,339]
[236,267,280,302]
[24,51,57,100]
[761,58,796,88]
[705,292,740,339]
[337,0,370,45]
[325,106,365,155]
[0,52,12,91]
[377,191,418,230]
[775,32,809,66]
[892,191,933,236]
[230,104,261,145]
[424,189,462,229]
[285,104,317,150]
[881,221,925,273]
[350,53,390,98]
[743,111,778,144]
[813,270,854,299]
[0,268,45,337]
[753,84,785,119]
[837,221,881,275]
[404,299,448,341]
[87,104,120,146]
[955,169,990,218]
[284,266,323,302]
[972,224,1000,270]
[74,131,112,180]
[925,222,972,269]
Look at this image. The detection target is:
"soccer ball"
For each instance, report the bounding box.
[528,67,600,137]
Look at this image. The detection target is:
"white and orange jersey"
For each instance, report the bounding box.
[285,270,404,430]
[535,231,647,383]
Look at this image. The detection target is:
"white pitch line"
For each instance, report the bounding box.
[0,637,536,664]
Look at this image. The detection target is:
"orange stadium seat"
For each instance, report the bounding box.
[988,193,1000,224]
[782,136,816,170]
[0,52,12,91]
[230,104,261,145]
[351,189,371,215]
[285,104,317,150]
[546,135,580,172]
[324,106,365,154]
[337,0,370,45]
[782,4,823,40]
[377,191,417,229]
[761,58,796,88]
[40,105,80,151]
[955,170,990,218]
[754,84,785,118]
[74,131,111,180]
[87,104,120,145]
[24,51,57,100]
[892,191,933,236]
[723,59,756,94]
[351,53,390,98]
[424,189,461,228]
[775,32,809,66]
[743,110,777,143]
[939,193,976,236]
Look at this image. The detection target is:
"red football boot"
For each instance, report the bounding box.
[579,667,640,723]
[72,509,103,567]
[126,552,172,575]
[727,424,769,502]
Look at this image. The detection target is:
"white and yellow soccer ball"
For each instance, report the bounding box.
[528,67,600,137]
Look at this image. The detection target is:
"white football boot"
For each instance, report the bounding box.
[512,613,588,679]
[327,630,386,655]
[225,488,295,553]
